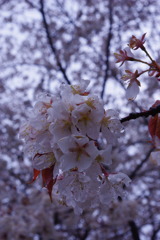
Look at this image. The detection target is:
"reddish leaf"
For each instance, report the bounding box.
[148,100,160,142]
[148,115,160,141]
[42,165,56,201]
[42,166,54,186]
[28,169,40,184]
[46,178,57,202]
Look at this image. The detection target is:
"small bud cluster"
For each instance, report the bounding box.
[115,33,160,100]
[20,81,130,214]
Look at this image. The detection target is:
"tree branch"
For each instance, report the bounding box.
[101,0,113,99]
[120,105,160,123]
[128,220,141,240]
[39,0,71,85]
[25,0,37,9]
[151,224,160,240]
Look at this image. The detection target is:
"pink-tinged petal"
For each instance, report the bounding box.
[126,81,139,100]
[122,70,139,83]
[114,49,134,66]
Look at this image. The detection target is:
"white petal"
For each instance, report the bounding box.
[74,135,89,146]
[101,125,118,144]
[124,47,134,58]
[126,81,139,100]
[85,141,99,159]
[99,180,115,204]
[77,154,93,171]
[33,152,56,170]
[60,153,78,171]
[58,136,75,153]
[105,109,119,118]
[99,145,112,165]
[108,172,131,187]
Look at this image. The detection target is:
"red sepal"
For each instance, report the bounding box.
[42,165,56,202]
[28,169,40,184]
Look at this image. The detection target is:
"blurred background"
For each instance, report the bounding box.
[0,0,160,239]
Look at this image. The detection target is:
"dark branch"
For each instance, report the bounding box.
[151,225,160,240]
[128,220,141,240]
[129,148,154,179]
[25,0,37,9]
[101,0,113,99]
[39,0,71,85]
[120,105,160,123]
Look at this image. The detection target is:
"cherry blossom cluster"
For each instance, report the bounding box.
[20,81,130,214]
[115,33,160,100]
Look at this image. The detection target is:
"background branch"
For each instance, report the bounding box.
[101,0,113,99]
[128,220,141,240]
[39,0,71,85]
[151,224,160,240]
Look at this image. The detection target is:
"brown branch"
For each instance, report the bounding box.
[128,220,141,240]
[101,0,114,99]
[120,105,160,123]
[39,0,71,85]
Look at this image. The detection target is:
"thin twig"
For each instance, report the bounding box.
[129,148,154,179]
[101,0,113,99]
[151,224,160,240]
[25,0,37,9]
[55,0,105,65]
[39,0,71,85]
